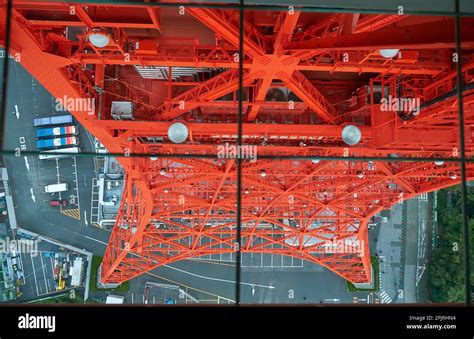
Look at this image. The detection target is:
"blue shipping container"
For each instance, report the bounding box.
[37,139,55,149]
[50,115,73,125]
[33,115,73,127]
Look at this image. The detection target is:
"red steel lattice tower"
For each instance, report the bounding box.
[2,1,474,285]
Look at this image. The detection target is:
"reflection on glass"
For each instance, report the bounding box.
[0,1,471,306]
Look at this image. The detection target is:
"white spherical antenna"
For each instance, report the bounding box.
[88,33,110,48]
[168,122,188,144]
[342,125,362,146]
[379,49,399,58]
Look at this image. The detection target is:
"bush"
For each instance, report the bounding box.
[347,256,379,292]
[89,255,129,293]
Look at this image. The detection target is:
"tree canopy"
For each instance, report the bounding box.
[427,186,473,303]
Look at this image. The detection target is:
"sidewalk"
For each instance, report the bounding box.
[1,167,18,230]
[403,198,426,303]
[371,202,404,303]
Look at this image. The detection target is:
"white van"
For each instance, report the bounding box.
[44,183,68,193]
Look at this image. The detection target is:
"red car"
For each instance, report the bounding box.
[50,199,68,207]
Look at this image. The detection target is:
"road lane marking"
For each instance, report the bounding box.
[60,208,81,220]
[72,156,81,212]
[24,156,29,171]
[163,264,275,289]
[379,290,392,303]
[29,253,40,296]
[186,258,236,267]
[324,298,340,302]
[49,257,54,277]
[30,188,36,203]
[39,253,49,293]
[144,271,235,303]
[83,236,108,245]
[15,104,20,119]
[84,211,88,226]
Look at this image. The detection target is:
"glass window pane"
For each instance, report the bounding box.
[243,0,455,14]
[241,9,460,162]
[238,158,466,304]
[1,0,471,308]
[1,0,241,304]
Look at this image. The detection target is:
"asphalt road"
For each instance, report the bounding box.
[1,58,108,252]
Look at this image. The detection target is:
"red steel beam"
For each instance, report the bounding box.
[354,14,408,33]
[285,19,474,51]
[187,8,266,59]
[70,52,446,75]
[248,12,301,121]
[282,70,340,124]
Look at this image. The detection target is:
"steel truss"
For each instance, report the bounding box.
[2,2,474,284]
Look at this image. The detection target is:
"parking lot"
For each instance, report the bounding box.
[20,251,56,297]
[142,282,191,304]
[36,155,81,220]
[14,231,89,301]
[197,237,303,269]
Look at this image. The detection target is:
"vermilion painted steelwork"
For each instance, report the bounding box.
[1,2,474,284]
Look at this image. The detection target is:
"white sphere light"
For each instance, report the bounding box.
[311,159,320,164]
[150,156,158,161]
[342,125,362,146]
[168,122,189,144]
[88,33,110,48]
[434,160,444,166]
[379,49,399,58]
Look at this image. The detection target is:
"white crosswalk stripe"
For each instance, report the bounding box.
[379,291,392,303]
[417,193,428,200]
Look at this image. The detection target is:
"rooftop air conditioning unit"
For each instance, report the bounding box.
[111,101,134,120]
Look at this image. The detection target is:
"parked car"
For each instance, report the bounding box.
[50,199,68,207]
